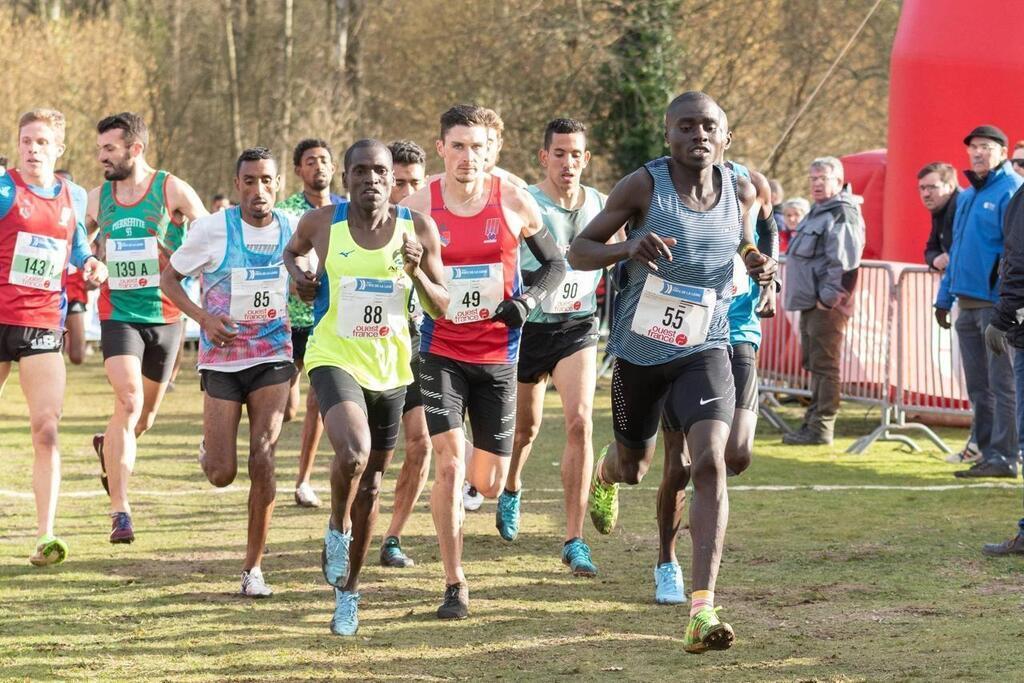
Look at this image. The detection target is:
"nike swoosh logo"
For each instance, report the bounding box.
[699,397,723,405]
[339,250,354,257]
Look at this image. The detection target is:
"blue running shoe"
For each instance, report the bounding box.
[495,489,521,541]
[331,589,360,636]
[561,538,598,577]
[654,561,685,605]
[322,524,352,588]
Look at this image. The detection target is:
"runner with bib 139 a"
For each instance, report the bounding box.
[495,118,610,579]
[401,104,566,620]
[162,147,299,598]
[568,92,775,654]
[86,112,208,544]
[0,109,107,567]
[284,139,449,636]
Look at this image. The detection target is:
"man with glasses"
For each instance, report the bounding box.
[919,162,959,272]
[782,156,866,446]
[935,125,1023,479]
[1011,141,1024,179]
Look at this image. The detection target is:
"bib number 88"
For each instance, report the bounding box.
[363,305,383,324]
[662,305,686,330]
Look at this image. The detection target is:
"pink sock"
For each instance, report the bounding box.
[690,589,714,617]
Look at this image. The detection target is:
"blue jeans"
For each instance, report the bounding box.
[955,306,1017,470]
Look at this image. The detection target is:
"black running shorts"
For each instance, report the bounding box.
[0,324,63,362]
[517,317,599,384]
[100,320,183,383]
[200,361,296,403]
[611,347,736,449]
[419,352,517,456]
[403,336,423,414]
[731,342,758,412]
[308,366,406,452]
[291,325,312,364]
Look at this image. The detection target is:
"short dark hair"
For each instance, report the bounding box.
[0,155,8,167]
[917,162,957,185]
[439,104,489,141]
[236,146,276,175]
[211,193,228,202]
[292,138,333,168]
[97,112,149,148]
[543,118,587,149]
[343,139,391,172]
[388,140,426,167]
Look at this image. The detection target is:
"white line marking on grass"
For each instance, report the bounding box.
[0,482,1018,500]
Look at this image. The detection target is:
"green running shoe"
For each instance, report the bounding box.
[588,449,618,535]
[495,489,521,542]
[683,606,735,654]
[29,534,68,567]
[561,538,597,577]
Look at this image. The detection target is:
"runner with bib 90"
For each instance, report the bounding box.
[568,92,776,654]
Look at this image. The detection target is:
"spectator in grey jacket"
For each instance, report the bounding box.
[782,156,866,445]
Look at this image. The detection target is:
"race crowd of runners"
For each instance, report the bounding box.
[1,93,781,652]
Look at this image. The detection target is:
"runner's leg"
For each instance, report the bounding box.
[658,430,690,565]
[384,406,431,539]
[103,355,145,515]
[243,380,289,570]
[21,353,66,538]
[687,419,731,592]
[432,427,467,585]
[285,356,303,423]
[550,345,597,541]
[200,392,241,488]
[343,447,395,592]
[65,312,86,365]
[507,378,547,493]
[295,390,324,489]
[322,400,373,533]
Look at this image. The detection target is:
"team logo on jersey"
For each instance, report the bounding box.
[439,227,451,247]
[59,207,72,227]
[483,218,500,244]
[390,248,404,273]
[0,185,11,198]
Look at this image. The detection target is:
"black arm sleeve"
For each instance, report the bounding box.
[520,227,566,303]
[923,214,943,268]
[994,187,1024,331]
[756,213,779,262]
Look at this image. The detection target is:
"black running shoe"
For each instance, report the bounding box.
[437,582,469,620]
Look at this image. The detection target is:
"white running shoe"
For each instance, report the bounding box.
[241,567,273,598]
[462,482,484,512]
[945,441,982,464]
[294,482,322,508]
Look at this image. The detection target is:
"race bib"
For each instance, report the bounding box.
[337,276,407,338]
[107,237,160,290]
[629,273,716,348]
[229,266,287,322]
[445,263,503,324]
[408,287,423,330]
[9,231,65,290]
[542,268,598,314]
[730,254,750,297]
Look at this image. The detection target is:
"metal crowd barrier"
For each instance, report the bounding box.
[759,259,966,455]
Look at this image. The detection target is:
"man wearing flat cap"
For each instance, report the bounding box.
[935,124,1023,478]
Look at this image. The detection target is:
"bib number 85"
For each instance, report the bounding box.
[363,305,383,324]
[662,305,686,330]
[252,291,271,308]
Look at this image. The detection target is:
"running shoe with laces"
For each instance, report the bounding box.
[946,441,982,464]
[379,536,415,568]
[462,482,484,512]
[331,590,361,636]
[684,606,735,654]
[588,448,619,535]
[240,567,273,598]
[654,562,685,604]
[322,523,352,588]
[93,434,108,495]
[29,534,68,567]
[561,538,598,577]
[437,582,469,620]
[294,482,322,508]
[495,489,521,541]
[109,511,134,544]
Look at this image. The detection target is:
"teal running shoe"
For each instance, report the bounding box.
[495,489,521,541]
[331,590,360,636]
[561,538,597,577]
[654,562,685,604]
[322,524,352,588]
[379,536,415,568]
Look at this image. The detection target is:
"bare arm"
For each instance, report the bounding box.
[166,175,209,223]
[399,183,433,215]
[283,206,331,302]
[736,175,776,285]
[407,210,450,319]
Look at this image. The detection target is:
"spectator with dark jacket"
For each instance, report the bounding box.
[935,125,1023,479]
[782,156,865,445]
[982,183,1024,554]
[919,162,960,271]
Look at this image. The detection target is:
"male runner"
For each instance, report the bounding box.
[378,139,432,568]
[284,139,448,635]
[481,108,529,189]
[87,112,207,543]
[276,138,345,508]
[568,92,774,653]
[653,120,781,607]
[401,104,565,619]
[56,169,89,365]
[495,118,607,578]
[162,147,297,597]
[0,109,107,565]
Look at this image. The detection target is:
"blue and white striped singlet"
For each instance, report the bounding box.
[607,158,743,366]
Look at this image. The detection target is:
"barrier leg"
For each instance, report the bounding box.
[758,392,792,433]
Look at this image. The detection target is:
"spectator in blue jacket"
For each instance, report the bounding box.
[935,125,1023,479]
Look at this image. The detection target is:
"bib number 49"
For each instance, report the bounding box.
[461,291,481,308]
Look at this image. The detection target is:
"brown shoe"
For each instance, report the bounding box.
[782,429,832,446]
[983,533,1024,557]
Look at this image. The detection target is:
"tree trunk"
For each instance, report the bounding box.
[281,0,294,175]
[223,0,243,158]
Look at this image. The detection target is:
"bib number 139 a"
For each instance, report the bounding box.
[629,273,716,348]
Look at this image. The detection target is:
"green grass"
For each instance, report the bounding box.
[1,350,1023,682]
